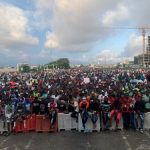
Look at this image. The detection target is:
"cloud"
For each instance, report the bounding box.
[45,32,59,48]
[126,0,150,26]
[102,4,129,26]
[0,48,29,65]
[121,34,143,57]
[0,3,38,50]
[45,0,122,51]
[2,0,150,66]
[33,0,54,29]
[96,50,120,64]
[95,49,135,64]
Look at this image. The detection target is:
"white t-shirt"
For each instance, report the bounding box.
[74,101,79,112]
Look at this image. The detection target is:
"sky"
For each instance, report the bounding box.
[0,0,150,66]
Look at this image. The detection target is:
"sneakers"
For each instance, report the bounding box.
[136,128,144,134]
[140,129,144,134]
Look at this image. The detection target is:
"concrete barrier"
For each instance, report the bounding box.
[78,113,100,132]
[144,112,150,130]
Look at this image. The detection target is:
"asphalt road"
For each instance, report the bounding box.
[0,130,150,150]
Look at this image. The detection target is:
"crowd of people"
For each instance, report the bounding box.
[0,68,150,135]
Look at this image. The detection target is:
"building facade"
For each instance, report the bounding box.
[134,36,150,67]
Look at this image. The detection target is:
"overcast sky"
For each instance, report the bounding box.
[0,0,150,66]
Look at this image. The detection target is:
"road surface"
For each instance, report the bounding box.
[0,130,150,150]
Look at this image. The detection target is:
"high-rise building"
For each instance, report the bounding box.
[134,35,150,67]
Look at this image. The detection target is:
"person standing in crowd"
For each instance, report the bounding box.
[48,97,57,128]
[89,96,100,129]
[134,96,145,133]
[0,100,5,129]
[5,100,14,135]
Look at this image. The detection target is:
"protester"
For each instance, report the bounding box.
[79,96,90,131]
[0,68,149,134]
[101,96,111,130]
[48,97,57,128]
[110,97,122,130]
[134,97,145,133]
[89,96,100,129]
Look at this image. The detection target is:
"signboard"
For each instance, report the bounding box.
[84,77,90,84]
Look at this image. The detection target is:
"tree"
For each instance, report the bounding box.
[46,58,70,69]
[19,64,30,73]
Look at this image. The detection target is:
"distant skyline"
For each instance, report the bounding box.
[0,0,150,66]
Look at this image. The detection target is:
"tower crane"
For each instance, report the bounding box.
[102,26,150,66]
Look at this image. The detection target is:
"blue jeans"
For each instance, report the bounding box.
[134,112,144,129]
[90,112,98,125]
[81,111,89,129]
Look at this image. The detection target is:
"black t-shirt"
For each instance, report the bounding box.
[57,102,66,112]
[16,105,24,114]
[89,100,100,111]
[39,102,48,115]
[68,104,74,112]
[134,100,145,113]
[32,101,40,114]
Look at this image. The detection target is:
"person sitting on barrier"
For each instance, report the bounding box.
[23,98,32,115]
[110,97,122,130]
[134,96,145,133]
[101,96,111,130]
[68,98,75,113]
[39,99,48,115]
[79,96,90,131]
[57,99,67,113]
[4,100,14,135]
[32,97,40,115]
[69,98,79,122]
[48,97,57,128]
[89,96,100,129]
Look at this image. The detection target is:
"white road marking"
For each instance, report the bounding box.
[24,135,34,150]
[135,131,150,150]
[13,144,20,150]
[136,144,150,150]
[121,131,133,150]
[145,131,150,138]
